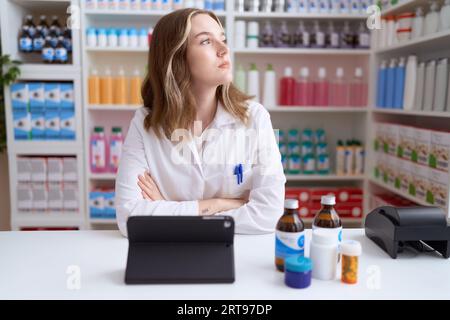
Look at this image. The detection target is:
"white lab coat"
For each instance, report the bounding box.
[115,100,286,237]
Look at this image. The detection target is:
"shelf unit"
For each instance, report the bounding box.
[368,0,450,219]
[1,0,86,230]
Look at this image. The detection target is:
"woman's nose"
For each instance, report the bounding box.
[217,41,229,56]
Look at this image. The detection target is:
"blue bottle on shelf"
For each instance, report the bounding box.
[393,57,406,109]
[376,60,387,108]
[385,59,396,108]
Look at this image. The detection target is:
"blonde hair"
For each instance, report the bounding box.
[141,8,253,139]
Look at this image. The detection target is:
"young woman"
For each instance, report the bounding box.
[115,8,286,237]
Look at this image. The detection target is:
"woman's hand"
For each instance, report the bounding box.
[138,171,165,201]
[198,198,247,216]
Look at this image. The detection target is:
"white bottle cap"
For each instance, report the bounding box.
[301,67,309,77]
[336,67,344,78]
[104,67,111,76]
[312,229,337,245]
[321,195,336,205]
[354,67,363,77]
[284,199,299,209]
[91,68,98,76]
[118,67,125,76]
[318,67,326,78]
[133,68,141,76]
[284,67,293,77]
[340,240,362,256]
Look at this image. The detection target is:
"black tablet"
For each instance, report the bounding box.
[125,215,235,284]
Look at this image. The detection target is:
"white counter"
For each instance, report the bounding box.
[0,229,449,299]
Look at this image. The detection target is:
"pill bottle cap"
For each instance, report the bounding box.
[285,256,312,273]
[284,199,299,209]
[340,240,362,256]
[284,67,293,77]
[336,67,344,78]
[321,195,335,205]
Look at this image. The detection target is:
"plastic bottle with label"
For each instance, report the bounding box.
[314,67,329,106]
[411,7,424,39]
[326,21,340,49]
[100,67,114,104]
[310,228,338,280]
[295,21,309,48]
[422,60,436,111]
[260,20,275,47]
[330,67,348,106]
[263,64,277,108]
[247,63,260,102]
[114,67,128,105]
[385,58,396,108]
[376,60,387,108]
[296,67,314,106]
[395,59,407,109]
[275,199,305,272]
[130,67,143,105]
[42,36,55,63]
[275,21,291,48]
[403,55,417,111]
[336,140,346,175]
[89,68,101,105]
[311,20,325,48]
[33,15,48,52]
[356,21,370,48]
[235,64,247,93]
[90,126,108,173]
[279,67,296,106]
[440,0,450,31]
[19,25,33,53]
[433,58,448,112]
[312,195,342,245]
[340,21,354,49]
[424,1,439,35]
[55,35,68,64]
[414,62,425,110]
[350,67,367,107]
[109,127,124,173]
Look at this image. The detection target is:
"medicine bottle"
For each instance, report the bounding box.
[275,199,305,272]
[313,195,342,245]
[340,240,362,284]
[309,228,338,280]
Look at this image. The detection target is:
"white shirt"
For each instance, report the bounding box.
[115,100,286,237]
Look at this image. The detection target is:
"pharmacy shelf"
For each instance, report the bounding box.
[286,174,365,181]
[85,46,149,53]
[372,108,450,118]
[88,104,141,111]
[84,9,226,17]
[89,173,117,180]
[234,48,371,55]
[233,12,368,19]
[12,141,83,155]
[374,29,450,55]
[268,106,368,112]
[17,64,81,80]
[380,0,445,16]
[369,177,431,207]
[12,212,84,230]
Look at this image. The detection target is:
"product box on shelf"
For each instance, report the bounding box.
[13,110,31,140]
[397,125,415,162]
[17,157,31,182]
[63,182,79,211]
[60,83,74,110]
[373,122,385,153]
[30,158,47,182]
[10,83,28,111]
[384,123,398,156]
[427,168,449,208]
[63,158,78,182]
[17,183,32,211]
[45,110,60,139]
[429,129,450,173]
[398,158,412,194]
[44,83,60,110]
[413,127,431,166]
[60,110,76,139]
[30,111,45,140]
[31,182,48,212]
[89,190,104,218]
[28,83,45,111]
[410,163,429,202]
[104,191,116,218]
[336,187,363,203]
[48,182,63,211]
[47,158,64,182]
[335,203,363,218]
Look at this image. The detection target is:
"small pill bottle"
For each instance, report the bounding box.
[284,256,312,289]
[340,240,362,284]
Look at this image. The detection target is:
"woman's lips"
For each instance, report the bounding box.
[218,62,230,69]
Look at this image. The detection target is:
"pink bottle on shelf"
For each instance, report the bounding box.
[295,67,314,106]
[90,126,108,173]
[349,67,368,107]
[330,67,349,106]
[279,67,296,106]
[109,127,124,173]
[314,67,329,106]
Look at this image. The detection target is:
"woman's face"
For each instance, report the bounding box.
[186,14,232,89]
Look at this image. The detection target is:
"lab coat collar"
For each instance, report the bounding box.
[210,99,239,128]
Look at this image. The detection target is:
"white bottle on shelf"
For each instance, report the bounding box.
[234,21,246,49]
[309,0,319,13]
[152,0,162,9]
[118,0,131,9]
[339,0,350,13]
[108,0,119,9]
[433,58,448,112]
[319,0,330,13]
[247,63,260,102]
[247,21,260,49]
[87,28,97,47]
[413,62,425,110]
[141,0,152,9]
[298,0,308,12]
[139,28,148,47]
[162,0,172,10]
[128,28,138,47]
[422,60,436,111]
[235,64,247,93]
[119,29,129,47]
[439,0,450,31]
[403,55,417,111]
[107,28,118,47]
[411,7,424,39]
[97,28,107,47]
[424,1,439,35]
[263,64,277,108]
[173,0,183,9]
[350,0,360,14]
[130,0,141,9]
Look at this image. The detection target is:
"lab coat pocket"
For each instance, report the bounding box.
[224,164,253,198]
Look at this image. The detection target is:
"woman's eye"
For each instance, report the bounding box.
[201,39,210,45]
